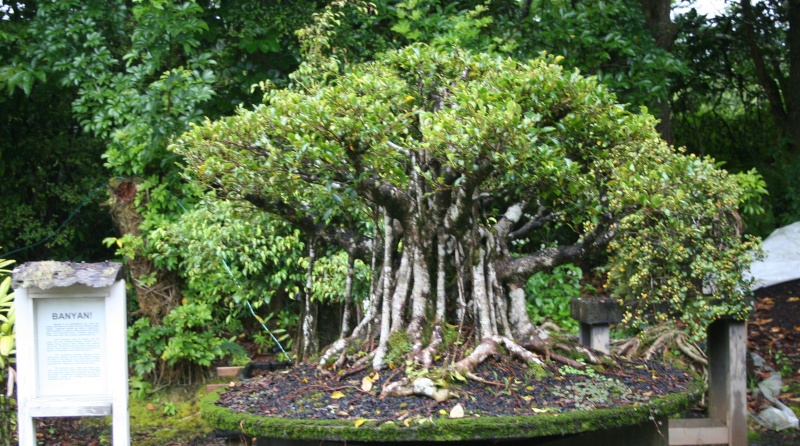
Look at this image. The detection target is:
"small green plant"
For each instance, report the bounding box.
[0,258,16,445]
[552,365,641,410]
[525,263,585,332]
[771,349,794,377]
[129,376,154,400]
[386,330,413,367]
[128,302,225,385]
[162,401,178,417]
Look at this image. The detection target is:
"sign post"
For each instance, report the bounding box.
[13,261,129,445]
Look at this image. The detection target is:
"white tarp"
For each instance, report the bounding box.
[748,221,800,290]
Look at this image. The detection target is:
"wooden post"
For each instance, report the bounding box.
[707,318,747,446]
[668,318,747,446]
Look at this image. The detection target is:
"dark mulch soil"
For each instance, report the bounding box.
[218,356,693,423]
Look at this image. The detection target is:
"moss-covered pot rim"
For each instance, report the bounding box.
[200,376,702,442]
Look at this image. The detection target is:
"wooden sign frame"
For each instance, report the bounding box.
[13,262,129,445]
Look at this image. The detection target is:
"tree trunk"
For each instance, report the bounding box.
[788,0,800,154]
[638,0,678,143]
[107,178,181,322]
[740,0,800,153]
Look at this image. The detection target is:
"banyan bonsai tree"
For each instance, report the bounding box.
[174,45,757,399]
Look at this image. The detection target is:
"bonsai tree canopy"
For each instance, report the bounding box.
[174,45,756,397]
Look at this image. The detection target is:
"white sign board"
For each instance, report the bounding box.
[13,262,129,446]
[36,296,108,396]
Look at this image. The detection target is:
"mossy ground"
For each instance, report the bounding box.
[28,384,223,445]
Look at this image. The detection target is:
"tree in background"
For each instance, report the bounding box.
[671,1,799,234]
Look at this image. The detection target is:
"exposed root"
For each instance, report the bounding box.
[318,338,349,370]
[466,372,503,387]
[522,341,587,370]
[416,325,443,368]
[453,335,544,376]
[379,377,451,402]
[612,322,708,381]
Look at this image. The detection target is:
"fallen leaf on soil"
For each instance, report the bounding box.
[354,418,367,428]
[756,319,773,325]
[788,297,799,302]
[361,377,373,392]
[330,391,345,399]
[146,403,156,411]
[771,327,782,333]
[450,403,465,419]
[794,326,800,332]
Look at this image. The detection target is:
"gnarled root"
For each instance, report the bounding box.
[380,377,451,402]
[453,335,543,376]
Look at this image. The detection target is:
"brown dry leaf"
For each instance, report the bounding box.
[771,327,782,333]
[337,411,350,417]
[449,403,465,419]
[794,326,800,332]
[756,319,773,325]
[146,403,156,411]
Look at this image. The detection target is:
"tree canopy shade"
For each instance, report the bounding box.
[175,46,757,385]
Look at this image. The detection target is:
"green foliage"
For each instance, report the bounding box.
[148,199,306,311]
[522,0,685,107]
[671,7,798,237]
[0,258,15,444]
[384,0,683,109]
[311,251,371,304]
[176,44,757,348]
[0,87,114,262]
[525,263,584,332]
[128,303,226,385]
[606,150,761,339]
[391,0,498,51]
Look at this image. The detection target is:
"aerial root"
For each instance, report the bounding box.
[317,337,350,372]
[415,325,443,367]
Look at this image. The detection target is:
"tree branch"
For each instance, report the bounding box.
[244,193,373,260]
[497,222,617,283]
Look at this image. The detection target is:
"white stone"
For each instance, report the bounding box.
[748,221,800,290]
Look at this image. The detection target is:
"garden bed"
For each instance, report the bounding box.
[202,355,701,443]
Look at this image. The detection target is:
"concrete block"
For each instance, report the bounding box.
[570,297,623,325]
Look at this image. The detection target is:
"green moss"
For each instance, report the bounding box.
[200,377,703,442]
[129,386,216,445]
[386,330,413,365]
[526,362,550,380]
[441,324,459,348]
